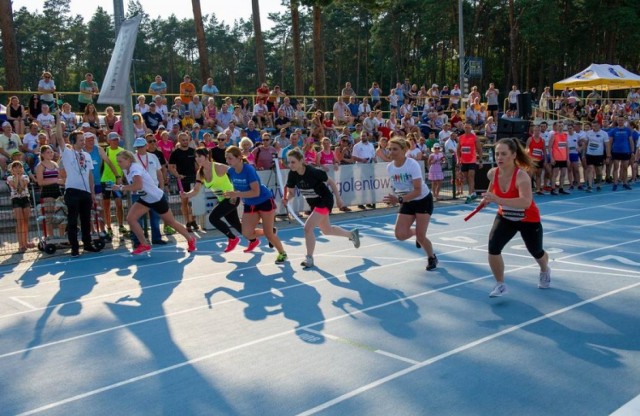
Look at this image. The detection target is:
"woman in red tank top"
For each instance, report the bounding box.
[481,138,550,297]
[526,124,546,195]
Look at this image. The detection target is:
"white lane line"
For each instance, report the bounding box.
[374,350,420,365]
[9,296,38,310]
[296,281,640,416]
[610,393,640,416]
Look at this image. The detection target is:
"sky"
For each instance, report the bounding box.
[12,0,287,30]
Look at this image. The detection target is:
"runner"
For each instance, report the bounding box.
[382,137,438,271]
[114,151,196,255]
[584,121,609,192]
[224,146,288,264]
[456,122,483,203]
[548,122,570,195]
[282,148,360,268]
[181,148,244,253]
[525,125,546,195]
[482,138,550,297]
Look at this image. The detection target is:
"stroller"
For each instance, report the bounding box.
[33,185,107,254]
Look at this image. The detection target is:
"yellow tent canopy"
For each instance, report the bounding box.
[553,64,640,91]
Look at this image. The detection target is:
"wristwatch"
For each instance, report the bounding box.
[398,196,404,204]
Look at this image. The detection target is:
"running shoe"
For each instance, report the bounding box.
[426,254,438,271]
[586,187,592,193]
[538,267,551,289]
[71,249,80,258]
[596,186,601,192]
[131,244,151,255]
[350,228,361,248]
[612,184,618,191]
[275,252,288,264]
[559,188,570,195]
[187,238,197,252]
[243,239,260,253]
[550,189,558,195]
[190,221,200,231]
[224,236,240,253]
[577,185,584,191]
[489,283,508,297]
[119,225,129,236]
[623,183,632,190]
[301,255,314,269]
[416,240,421,248]
[269,227,277,248]
[536,191,545,196]
[164,225,176,235]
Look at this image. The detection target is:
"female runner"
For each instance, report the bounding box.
[282,148,360,268]
[382,137,438,271]
[224,146,287,264]
[181,148,244,252]
[482,138,551,297]
[114,151,196,255]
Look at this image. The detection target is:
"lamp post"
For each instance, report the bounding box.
[458,0,465,95]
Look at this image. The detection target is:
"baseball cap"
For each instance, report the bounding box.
[149,102,156,107]
[184,110,190,114]
[2,121,11,128]
[133,137,147,148]
[83,132,96,139]
[158,125,166,130]
[154,95,162,100]
[107,132,120,140]
[432,143,441,150]
[192,123,200,128]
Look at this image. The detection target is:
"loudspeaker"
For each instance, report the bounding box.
[474,163,493,194]
[517,92,532,119]
[497,118,530,135]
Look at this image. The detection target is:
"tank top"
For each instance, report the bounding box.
[551,132,568,161]
[42,163,59,180]
[101,147,124,183]
[201,164,234,202]
[494,167,541,223]
[458,133,477,164]
[318,150,334,165]
[528,137,545,161]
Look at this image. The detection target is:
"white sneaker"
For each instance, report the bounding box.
[301,255,314,269]
[489,283,508,297]
[538,267,551,289]
[350,228,361,249]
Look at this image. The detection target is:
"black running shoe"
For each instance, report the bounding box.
[426,254,438,271]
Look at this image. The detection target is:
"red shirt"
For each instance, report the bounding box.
[528,136,545,161]
[458,133,478,164]
[494,167,541,223]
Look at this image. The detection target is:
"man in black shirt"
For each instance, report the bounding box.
[210,132,228,165]
[273,108,291,134]
[143,102,164,133]
[168,132,198,231]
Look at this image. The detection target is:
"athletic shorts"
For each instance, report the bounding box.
[612,152,631,161]
[244,197,276,214]
[554,160,567,168]
[488,215,545,258]
[586,154,604,167]
[313,206,331,216]
[569,153,580,163]
[399,192,434,216]
[532,160,543,170]
[12,197,30,209]
[488,104,499,112]
[40,184,62,199]
[509,103,518,111]
[137,196,170,215]
[460,163,477,172]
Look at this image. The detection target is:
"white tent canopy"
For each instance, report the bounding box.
[553,64,640,91]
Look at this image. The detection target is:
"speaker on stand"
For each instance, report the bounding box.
[517,92,532,120]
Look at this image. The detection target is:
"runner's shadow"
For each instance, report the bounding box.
[105,254,235,413]
[327,258,421,338]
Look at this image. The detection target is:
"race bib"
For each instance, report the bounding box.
[532,148,543,157]
[461,146,471,154]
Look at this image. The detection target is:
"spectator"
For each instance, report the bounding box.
[347,96,360,121]
[36,104,55,131]
[302,136,317,166]
[245,120,260,143]
[375,136,392,163]
[148,75,167,96]
[100,132,127,237]
[252,99,271,129]
[142,102,163,133]
[153,95,168,122]
[1,122,22,174]
[341,81,356,99]
[224,120,241,146]
[279,132,301,168]
[449,84,462,110]
[274,128,289,150]
[38,71,57,110]
[508,85,521,113]
[352,131,376,164]
[238,97,253,126]
[216,104,233,131]
[239,137,256,165]
[211,132,228,164]
[189,95,205,125]
[203,97,218,130]
[179,75,196,108]
[256,82,270,103]
[27,94,42,123]
[273,108,291,133]
[6,161,33,252]
[171,97,185,119]
[135,95,149,114]
[369,82,382,109]
[279,96,295,120]
[335,135,354,165]
[167,110,182,131]
[202,77,219,100]
[78,73,99,112]
[252,133,278,170]
[333,96,352,126]
[316,136,338,171]
[181,110,195,130]
[6,96,26,136]
[485,82,500,119]
[103,106,118,134]
[82,103,100,136]
[268,85,286,114]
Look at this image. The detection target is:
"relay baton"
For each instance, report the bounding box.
[464,201,487,222]
[177,177,184,194]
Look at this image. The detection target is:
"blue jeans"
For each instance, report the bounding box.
[131,194,162,244]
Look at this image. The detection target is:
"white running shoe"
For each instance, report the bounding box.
[538,267,551,289]
[489,283,508,297]
[301,255,314,269]
[350,228,361,248]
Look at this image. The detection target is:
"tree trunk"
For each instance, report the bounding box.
[508,0,518,88]
[291,0,303,95]
[0,0,21,90]
[312,5,326,102]
[252,0,267,84]
[192,0,210,86]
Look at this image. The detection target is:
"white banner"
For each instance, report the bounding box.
[97,15,142,105]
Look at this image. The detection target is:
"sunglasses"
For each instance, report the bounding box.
[217,139,226,141]
[147,140,156,143]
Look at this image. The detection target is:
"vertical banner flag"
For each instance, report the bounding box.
[98,15,142,105]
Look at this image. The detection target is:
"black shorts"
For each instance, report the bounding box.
[244,198,276,214]
[180,179,193,193]
[509,103,518,111]
[488,104,499,112]
[612,152,631,161]
[40,184,62,199]
[12,197,31,209]
[488,215,545,258]
[136,196,170,215]
[399,192,434,216]
[101,182,122,200]
[553,160,567,168]
[586,154,604,167]
[460,163,477,172]
[532,160,544,170]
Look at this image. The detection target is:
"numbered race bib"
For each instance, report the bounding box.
[461,146,471,154]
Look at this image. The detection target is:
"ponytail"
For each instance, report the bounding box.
[496,138,534,172]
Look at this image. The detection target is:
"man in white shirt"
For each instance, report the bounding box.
[55,125,101,257]
[38,72,57,109]
[352,131,376,208]
[508,85,521,113]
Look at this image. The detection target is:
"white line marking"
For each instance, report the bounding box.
[296,281,640,416]
[610,393,640,416]
[9,296,38,310]
[374,350,420,365]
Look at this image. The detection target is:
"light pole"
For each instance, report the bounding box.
[458,0,465,95]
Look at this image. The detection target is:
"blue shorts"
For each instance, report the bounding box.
[569,153,580,163]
